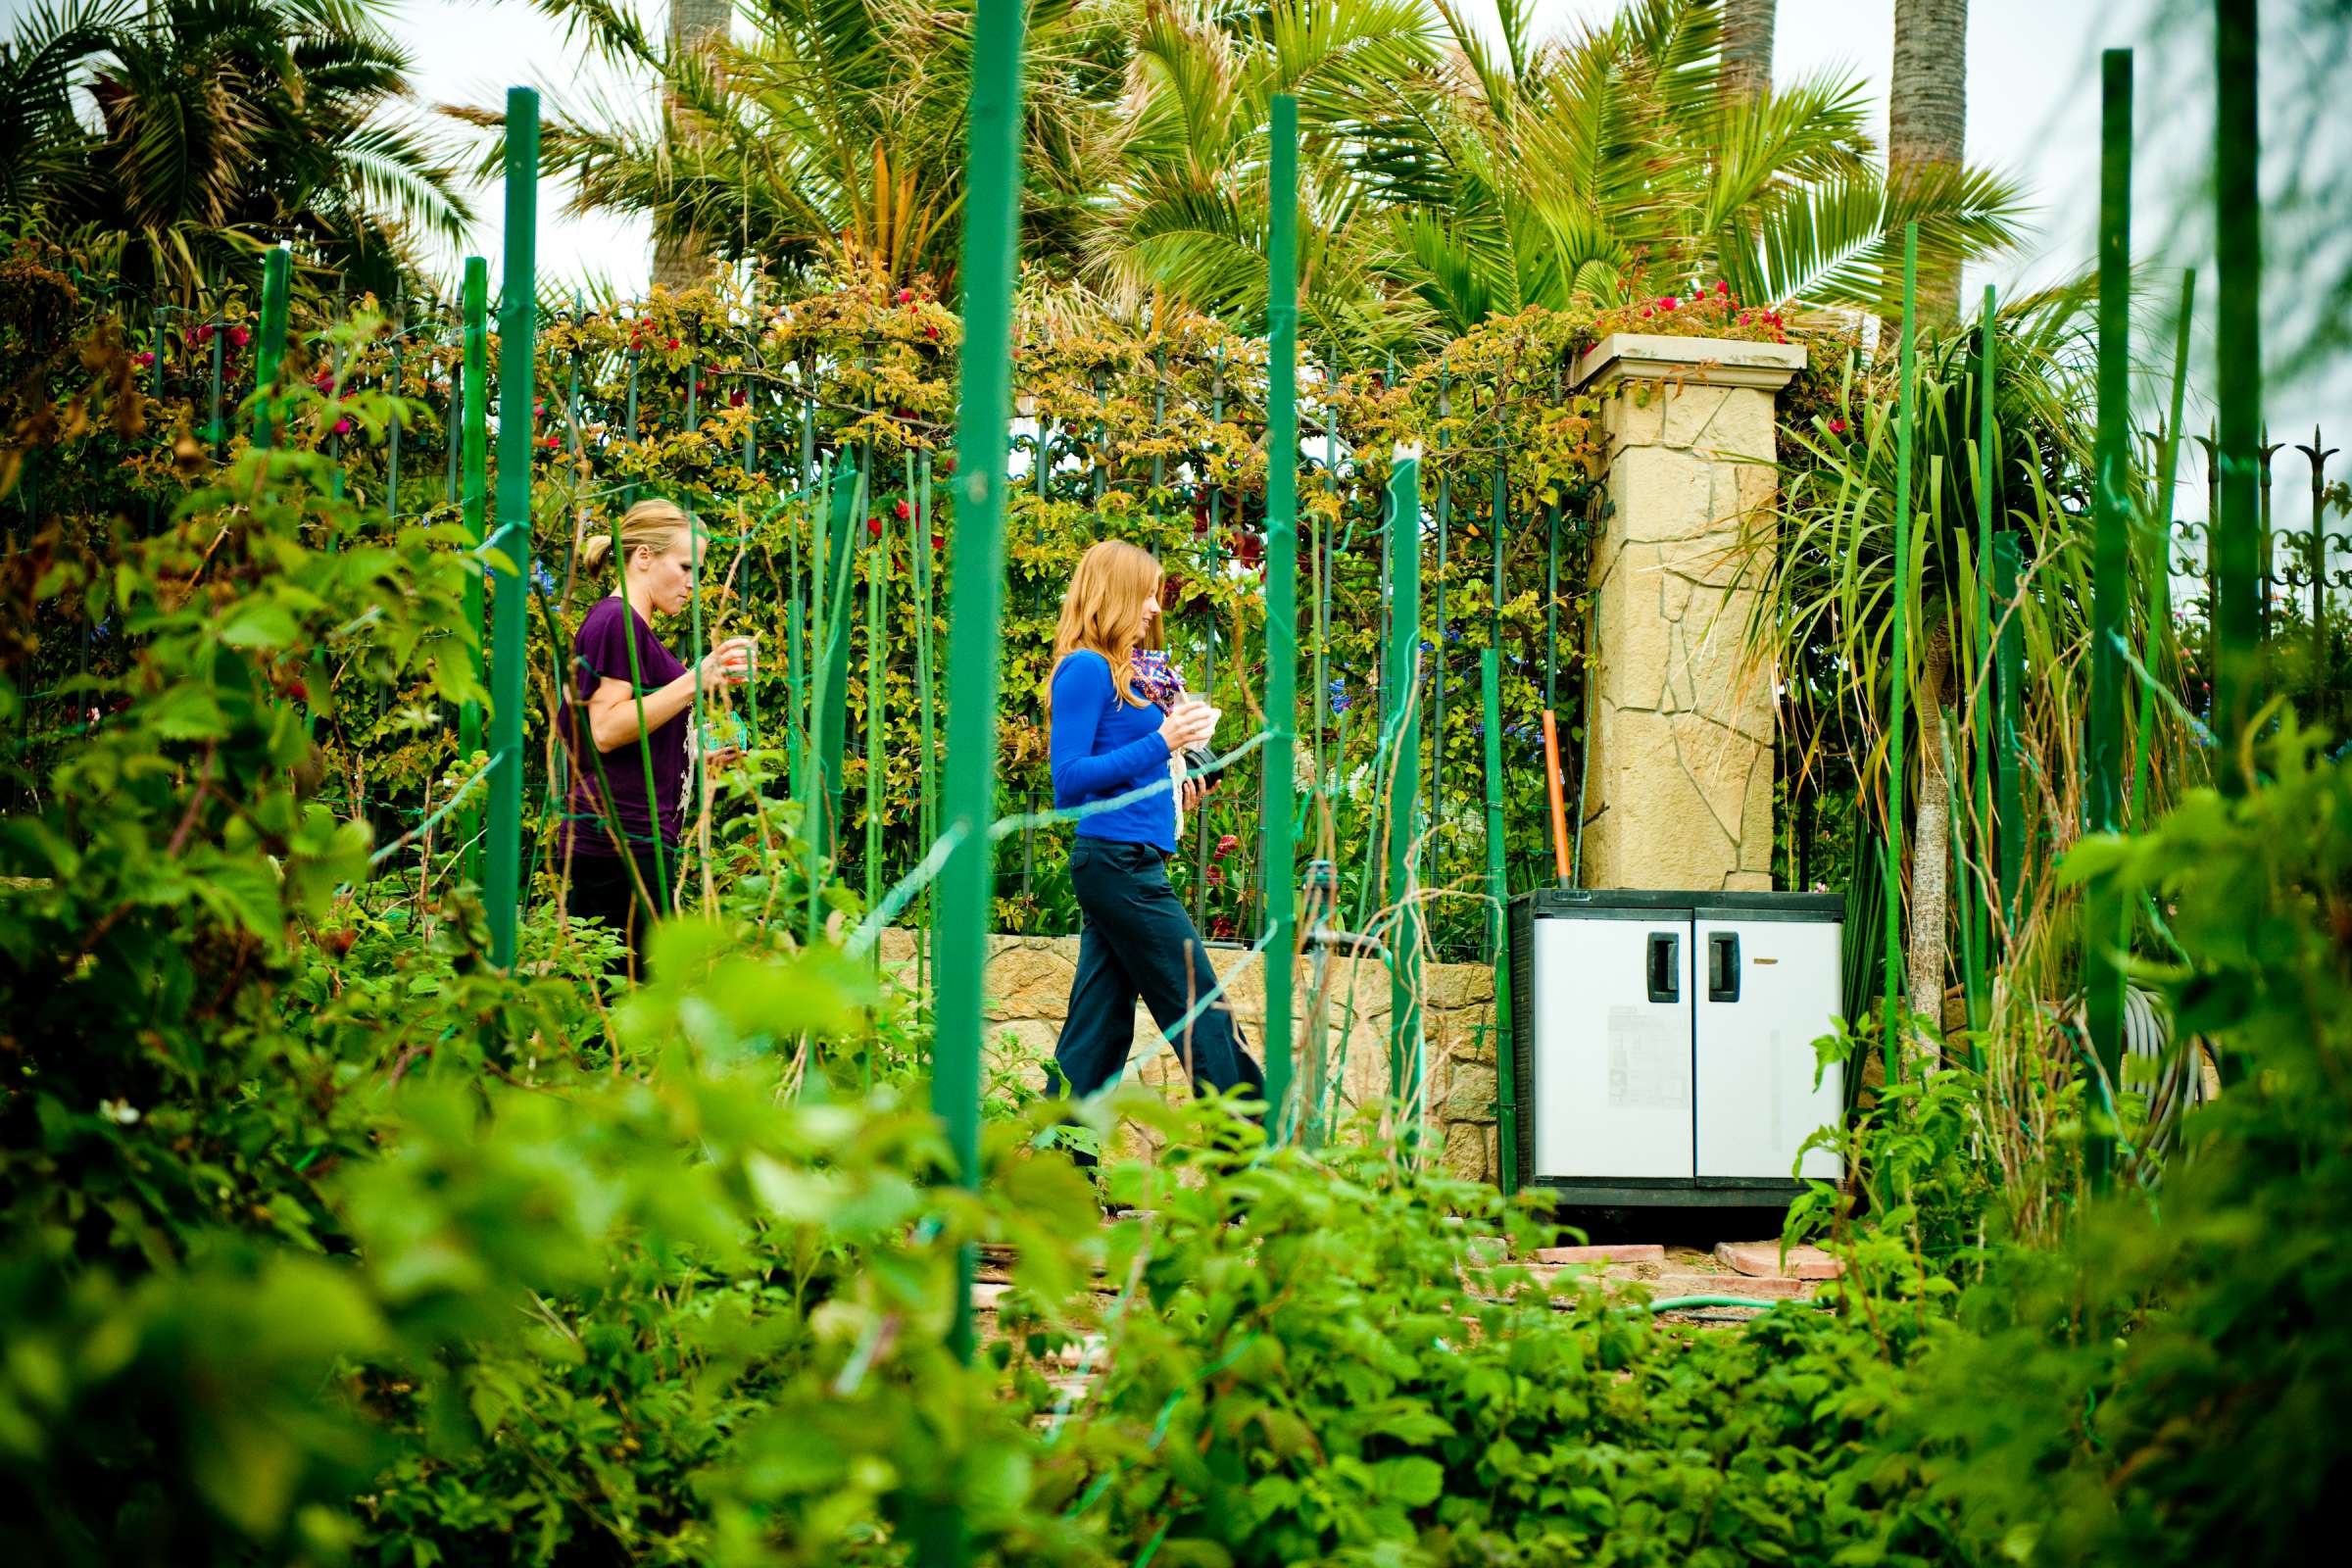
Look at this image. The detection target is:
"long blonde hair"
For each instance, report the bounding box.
[577,498,693,575]
[1050,539,1164,716]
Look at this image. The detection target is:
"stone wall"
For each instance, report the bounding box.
[1573,333,1803,891]
[875,929,1503,1182]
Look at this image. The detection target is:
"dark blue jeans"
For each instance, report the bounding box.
[1054,839,1266,1118]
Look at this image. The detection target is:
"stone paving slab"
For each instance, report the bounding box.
[1715,1240,1843,1281]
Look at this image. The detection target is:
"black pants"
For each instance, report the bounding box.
[1054,839,1266,1122]
[565,845,676,982]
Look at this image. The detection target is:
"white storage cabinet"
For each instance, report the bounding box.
[1505,889,1845,1205]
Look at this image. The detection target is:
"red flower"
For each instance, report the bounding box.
[1214,833,1240,858]
[134,352,154,368]
[332,417,352,435]
[546,434,561,449]
[924,325,939,340]
[228,325,250,348]
[285,679,308,704]
[866,515,883,539]
[1209,915,1237,941]
[729,388,746,407]
[1205,864,1226,885]
[898,288,913,304]
[192,324,215,345]
[1829,416,1847,435]
[1716,280,1730,296]
[930,531,945,551]
[1738,312,1751,325]
[666,337,681,350]
[893,500,912,521]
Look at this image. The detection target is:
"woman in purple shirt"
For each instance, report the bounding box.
[561,499,752,978]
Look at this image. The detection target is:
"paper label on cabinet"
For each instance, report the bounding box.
[1606,1005,1690,1109]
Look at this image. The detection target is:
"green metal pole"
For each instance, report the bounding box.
[1433,375,1450,874]
[386,288,404,524]
[1261,94,1302,1141]
[253,248,290,451]
[1994,532,2027,933]
[1383,449,1423,1119]
[2083,50,2133,1182]
[2214,0,2262,787]
[816,465,860,869]
[1882,224,1919,1089]
[1963,284,1996,1046]
[932,0,1026,1395]
[914,448,939,1001]
[2132,270,2197,824]
[1481,647,1515,1195]
[486,87,540,971]
[458,257,490,884]
[865,489,886,932]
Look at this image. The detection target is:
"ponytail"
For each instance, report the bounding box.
[578,498,693,575]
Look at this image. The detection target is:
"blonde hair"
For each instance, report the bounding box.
[577,498,694,574]
[1050,539,1164,718]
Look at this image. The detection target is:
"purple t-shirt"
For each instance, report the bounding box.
[564,596,689,857]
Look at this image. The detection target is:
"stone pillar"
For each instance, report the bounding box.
[1572,333,1803,891]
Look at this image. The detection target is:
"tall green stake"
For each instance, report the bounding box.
[486,88,539,971]
[458,257,490,884]
[1481,648,1515,1194]
[2213,0,2262,786]
[2083,50,2133,1182]
[1384,451,1424,1120]
[932,0,1026,1412]
[1882,224,1919,1087]
[2132,270,2196,825]
[1964,283,1996,1037]
[1993,533,2028,930]
[253,248,290,451]
[1260,94,1302,1141]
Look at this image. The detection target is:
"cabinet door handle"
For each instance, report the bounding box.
[1646,932,1680,1004]
[1708,932,1740,1002]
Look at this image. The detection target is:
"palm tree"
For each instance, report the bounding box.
[1890,0,1970,327]
[1719,0,1773,105]
[654,0,736,291]
[509,0,1132,292]
[1090,0,2025,347]
[1084,0,1441,342]
[0,0,469,300]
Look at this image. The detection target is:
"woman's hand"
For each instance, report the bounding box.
[698,636,755,688]
[1158,699,1215,754]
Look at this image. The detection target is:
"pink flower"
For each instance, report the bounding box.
[1829,416,1847,435]
[134,352,154,368]
[332,417,352,435]
[1214,833,1240,858]
[228,325,250,348]
[898,289,913,304]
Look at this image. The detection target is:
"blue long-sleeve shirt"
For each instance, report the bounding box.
[1050,651,1175,852]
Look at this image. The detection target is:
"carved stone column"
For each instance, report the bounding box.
[1571,334,1804,891]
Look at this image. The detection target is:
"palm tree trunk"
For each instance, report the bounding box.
[1889,0,1969,328]
[1905,625,1954,1065]
[652,0,734,292]
[1721,0,1777,107]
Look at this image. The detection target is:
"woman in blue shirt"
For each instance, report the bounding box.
[1048,540,1265,1141]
